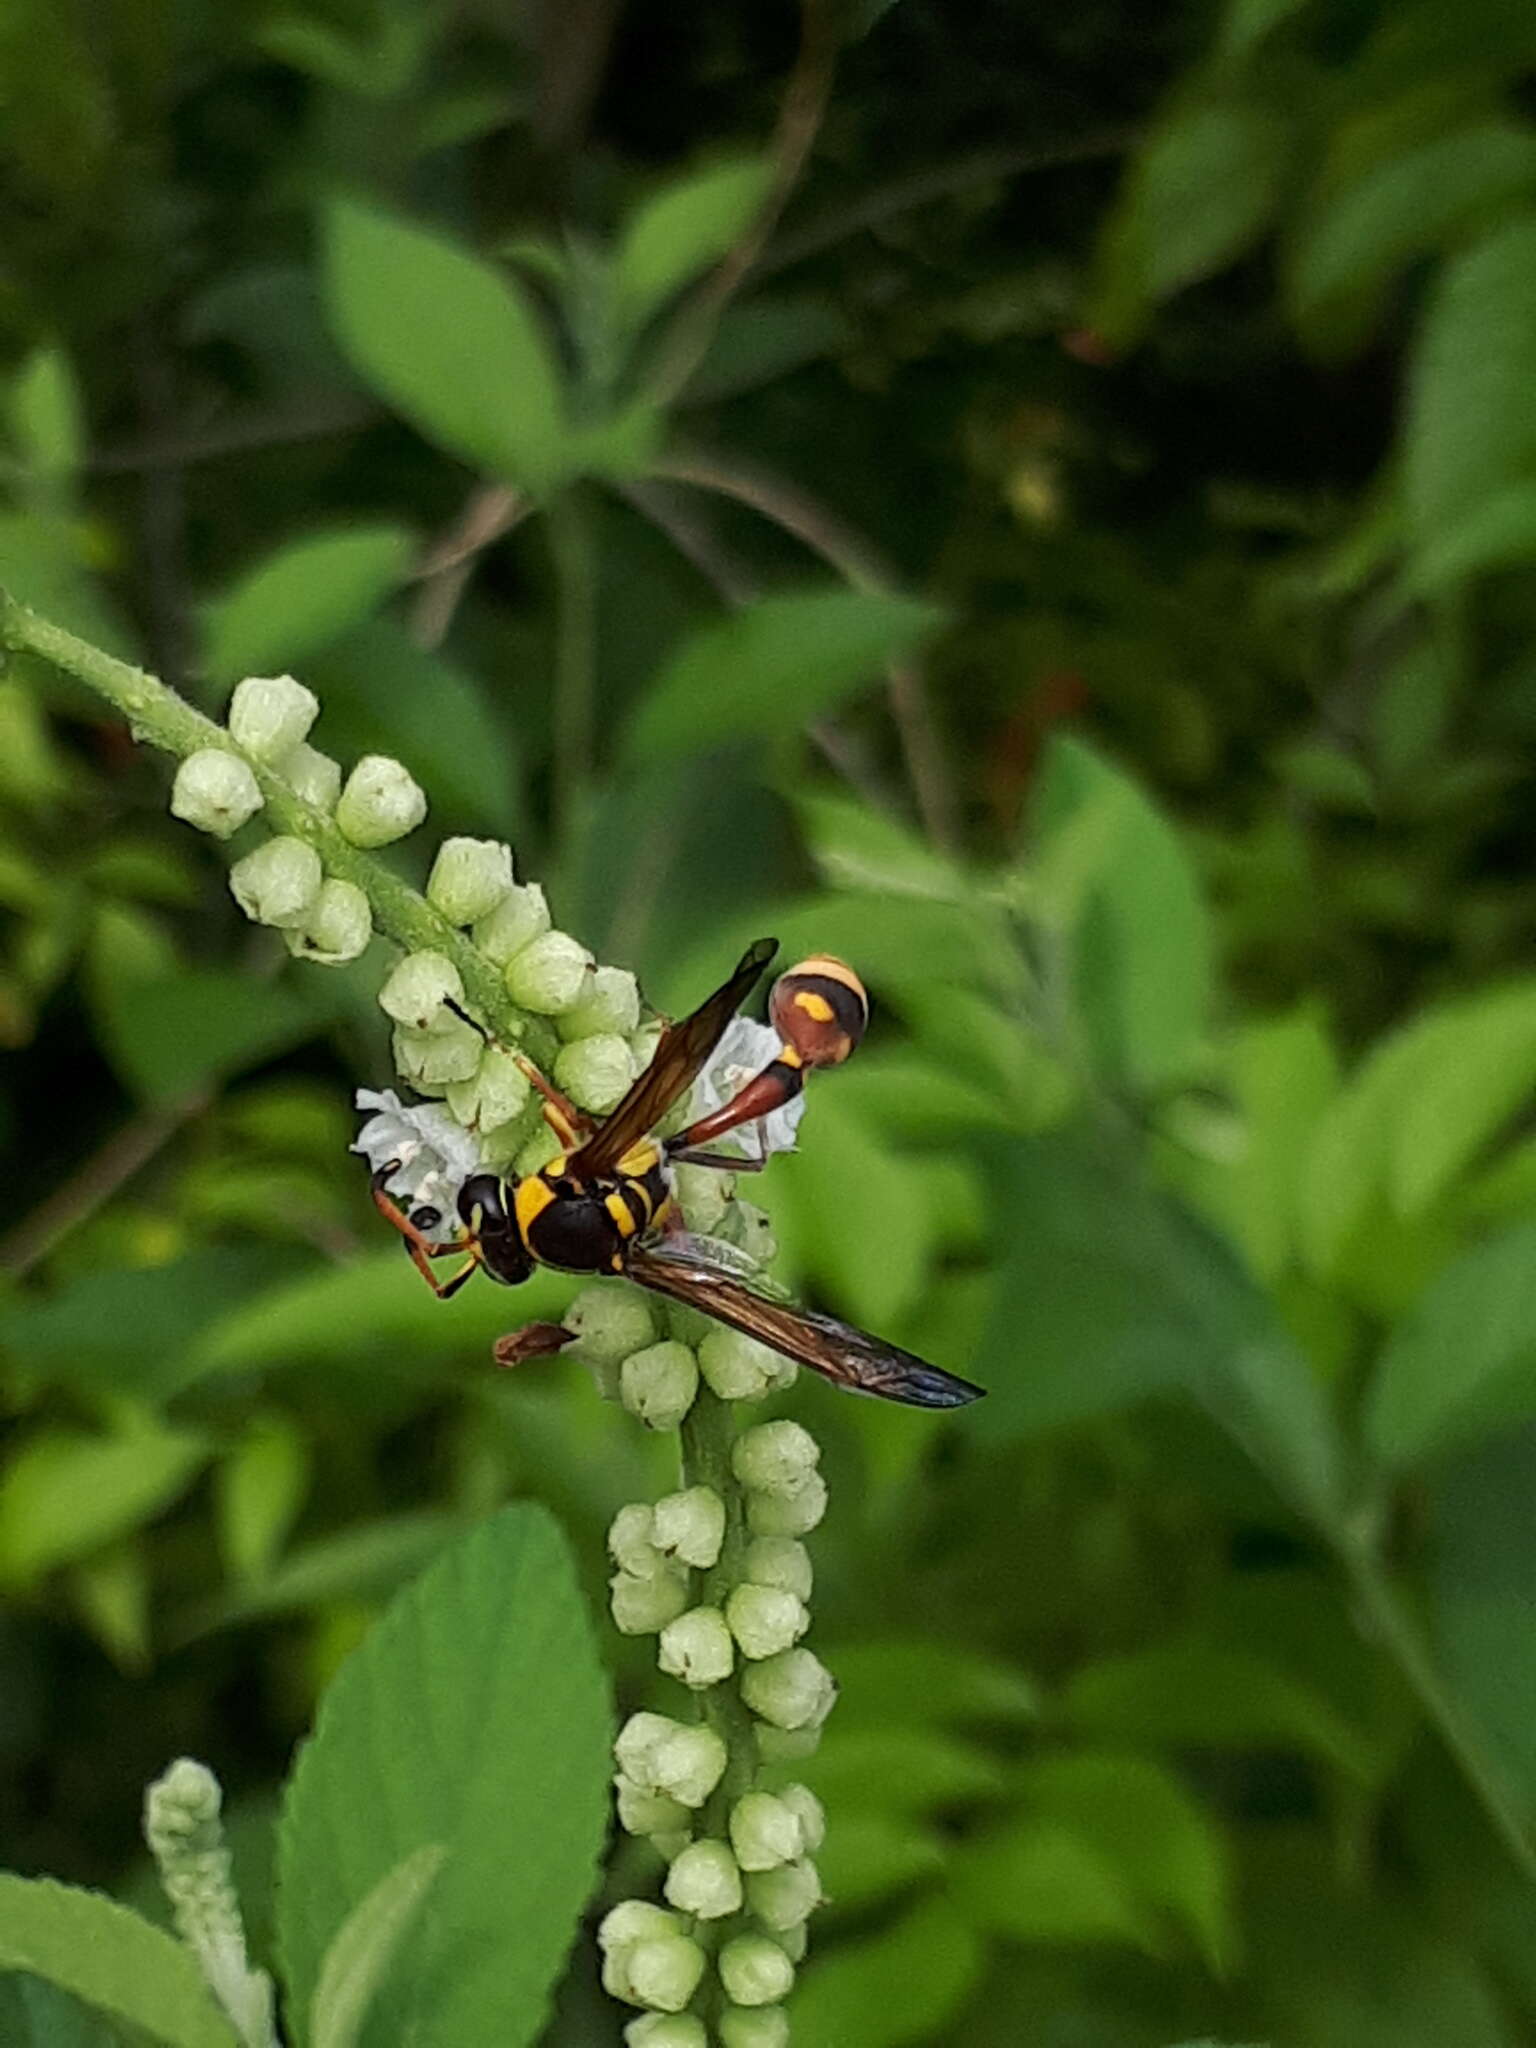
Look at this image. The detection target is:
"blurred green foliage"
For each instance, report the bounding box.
[5,0,1536,2041]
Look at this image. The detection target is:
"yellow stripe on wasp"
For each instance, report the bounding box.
[368,939,983,1410]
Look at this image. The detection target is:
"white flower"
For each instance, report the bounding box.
[683,1017,807,1161]
[351,1088,481,1217]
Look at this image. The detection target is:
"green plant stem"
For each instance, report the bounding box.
[548,488,598,856]
[1337,1527,1536,1880]
[0,588,557,1066]
[678,1382,758,2016]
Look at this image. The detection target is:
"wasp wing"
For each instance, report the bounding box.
[627,1241,984,1410]
[565,938,777,1179]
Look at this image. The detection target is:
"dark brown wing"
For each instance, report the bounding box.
[565,938,777,1179]
[627,1241,984,1410]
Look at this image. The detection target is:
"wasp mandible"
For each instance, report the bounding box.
[368,939,984,1409]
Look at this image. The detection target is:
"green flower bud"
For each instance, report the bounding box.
[170,747,263,839]
[427,836,514,925]
[143,1759,274,2048]
[729,1791,803,1872]
[664,1837,743,1920]
[754,1724,822,1765]
[516,1123,563,1177]
[742,1536,813,1603]
[229,835,322,928]
[277,739,342,811]
[725,1201,779,1265]
[599,1900,685,1953]
[335,753,427,846]
[741,1647,837,1732]
[671,1163,732,1235]
[378,949,465,1030]
[615,1773,692,1839]
[630,1018,664,1070]
[626,2016,707,2048]
[569,1286,659,1368]
[718,1934,795,2009]
[473,881,550,965]
[555,1032,635,1114]
[392,1018,483,1089]
[608,1501,661,1576]
[557,963,643,1042]
[659,1605,735,1688]
[285,877,372,964]
[698,1326,779,1402]
[719,2006,790,2048]
[651,1828,692,1863]
[475,1116,525,1169]
[725,1583,809,1660]
[227,673,319,761]
[746,1472,828,1538]
[780,1923,808,1963]
[779,1782,826,1855]
[621,1340,698,1431]
[627,1934,706,2014]
[612,1566,690,1635]
[616,1713,728,1809]
[651,1486,725,1570]
[732,1421,820,1499]
[443,1045,530,1133]
[505,930,594,1015]
[745,1857,821,1932]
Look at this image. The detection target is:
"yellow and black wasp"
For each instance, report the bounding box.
[369,938,984,1409]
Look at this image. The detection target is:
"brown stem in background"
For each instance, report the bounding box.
[654,451,961,850]
[408,484,529,649]
[647,0,841,406]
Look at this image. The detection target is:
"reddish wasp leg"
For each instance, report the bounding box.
[370,1167,484,1298]
[442,997,591,1146]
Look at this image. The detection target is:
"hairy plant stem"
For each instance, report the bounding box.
[0,589,557,1067]
[678,1381,759,2014]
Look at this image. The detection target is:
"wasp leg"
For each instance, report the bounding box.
[371,1164,484,1297]
[665,1144,768,1174]
[443,998,591,1146]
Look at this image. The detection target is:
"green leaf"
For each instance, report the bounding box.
[1059,1643,1376,1780]
[310,1845,447,2048]
[1216,0,1308,57]
[1223,1003,1339,1281]
[275,1504,611,2048]
[1095,98,1290,343]
[971,1131,1346,1533]
[1405,211,1536,556]
[190,1513,458,1634]
[94,967,330,1107]
[1031,734,1214,1092]
[216,1421,313,1584]
[1368,1220,1536,1469]
[815,1813,945,1911]
[775,1092,936,1329]
[1406,481,1536,592]
[323,198,569,494]
[950,1818,1160,1950]
[0,1973,133,2048]
[306,620,520,835]
[797,1726,1004,1815]
[203,525,415,685]
[828,1639,1039,1728]
[615,156,772,327]
[1016,1751,1235,1970]
[8,347,83,479]
[792,1893,983,2048]
[0,1423,209,1586]
[624,589,942,766]
[1288,124,1536,356]
[0,1875,236,2047]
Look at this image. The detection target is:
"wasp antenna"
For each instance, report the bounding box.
[443,996,491,1044]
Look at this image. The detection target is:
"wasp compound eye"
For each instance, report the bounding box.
[769,956,868,1070]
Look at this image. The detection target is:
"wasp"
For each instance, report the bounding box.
[369,938,983,1409]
